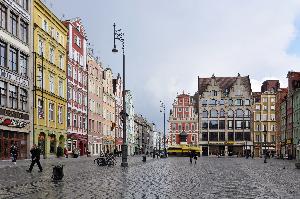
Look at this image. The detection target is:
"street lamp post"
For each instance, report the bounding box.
[160,101,167,158]
[264,130,267,163]
[112,23,128,167]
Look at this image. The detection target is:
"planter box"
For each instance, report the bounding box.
[295,163,300,169]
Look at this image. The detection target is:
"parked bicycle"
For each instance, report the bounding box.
[94,153,116,166]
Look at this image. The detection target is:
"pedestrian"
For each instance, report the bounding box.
[10,144,18,165]
[64,147,68,158]
[189,151,193,164]
[193,153,197,164]
[251,151,254,159]
[26,144,43,173]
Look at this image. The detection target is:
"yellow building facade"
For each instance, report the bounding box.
[33,0,68,157]
[253,91,277,157]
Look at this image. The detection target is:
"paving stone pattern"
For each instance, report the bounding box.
[0,156,300,198]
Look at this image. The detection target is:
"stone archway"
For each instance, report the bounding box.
[49,134,57,154]
[38,132,46,156]
[59,135,65,148]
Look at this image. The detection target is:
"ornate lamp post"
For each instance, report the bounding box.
[112,23,128,167]
[160,101,167,158]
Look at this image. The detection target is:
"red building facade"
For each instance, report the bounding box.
[168,92,198,146]
[63,18,88,156]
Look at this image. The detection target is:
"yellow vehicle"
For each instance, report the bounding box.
[167,145,201,157]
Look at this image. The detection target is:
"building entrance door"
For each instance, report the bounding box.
[202,146,208,156]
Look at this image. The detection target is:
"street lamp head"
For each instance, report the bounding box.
[112,46,118,53]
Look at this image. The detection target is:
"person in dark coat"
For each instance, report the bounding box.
[26,144,43,173]
[189,151,193,164]
[10,144,18,164]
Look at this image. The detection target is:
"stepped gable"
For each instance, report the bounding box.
[198,75,251,95]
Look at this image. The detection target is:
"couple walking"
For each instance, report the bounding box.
[189,151,197,164]
[26,144,43,173]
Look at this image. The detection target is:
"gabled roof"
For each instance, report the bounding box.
[198,75,251,95]
[63,17,87,38]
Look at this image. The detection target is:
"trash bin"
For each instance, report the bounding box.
[142,155,146,162]
[52,164,64,180]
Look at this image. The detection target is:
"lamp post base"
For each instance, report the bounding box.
[121,144,128,167]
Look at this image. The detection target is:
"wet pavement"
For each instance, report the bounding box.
[0,156,300,198]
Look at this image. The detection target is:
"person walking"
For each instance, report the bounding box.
[64,147,68,158]
[26,144,43,173]
[10,144,18,165]
[193,153,197,164]
[189,151,193,164]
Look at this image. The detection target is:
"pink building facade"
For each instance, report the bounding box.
[87,51,103,155]
[113,74,123,152]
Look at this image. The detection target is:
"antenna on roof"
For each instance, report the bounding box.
[61,14,65,20]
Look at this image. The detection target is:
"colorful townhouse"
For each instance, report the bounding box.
[0,0,32,159]
[63,18,88,156]
[33,0,68,157]
[87,50,103,155]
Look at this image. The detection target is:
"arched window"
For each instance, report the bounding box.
[210,109,218,118]
[244,109,251,117]
[236,109,244,118]
[185,124,189,131]
[220,109,225,118]
[228,109,234,117]
[202,110,208,118]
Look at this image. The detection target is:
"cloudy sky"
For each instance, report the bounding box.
[45,0,300,131]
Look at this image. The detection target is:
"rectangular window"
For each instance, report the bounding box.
[20,0,28,10]
[202,132,208,141]
[67,111,70,127]
[20,88,27,111]
[58,106,63,124]
[209,120,218,129]
[202,120,208,129]
[256,105,260,110]
[78,71,82,83]
[73,114,77,128]
[263,98,268,103]
[20,53,27,77]
[38,99,44,118]
[38,37,45,55]
[68,65,72,77]
[255,114,260,121]
[59,79,63,97]
[9,48,17,72]
[79,116,82,129]
[49,74,54,93]
[8,84,18,109]
[10,12,17,36]
[20,20,28,43]
[228,120,234,130]
[59,54,64,69]
[219,120,225,129]
[228,132,234,141]
[49,102,54,121]
[49,46,54,64]
[78,92,82,104]
[219,132,225,141]
[209,132,218,141]
[235,132,243,141]
[235,121,242,130]
[74,68,77,81]
[0,41,6,67]
[43,19,48,32]
[0,80,7,106]
[0,4,7,29]
[67,86,72,100]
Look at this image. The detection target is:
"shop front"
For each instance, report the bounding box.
[34,129,66,158]
[103,136,115,153]
[67,133,87,156]
[0,130,29,160]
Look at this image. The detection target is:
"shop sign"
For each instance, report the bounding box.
[210,142,224,145]
[0,68,29,87]
[225,141,235,145]
[3,0,30,21]
[0,117,28,128]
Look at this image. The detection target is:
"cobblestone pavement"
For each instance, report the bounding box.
[1,156,300,199]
